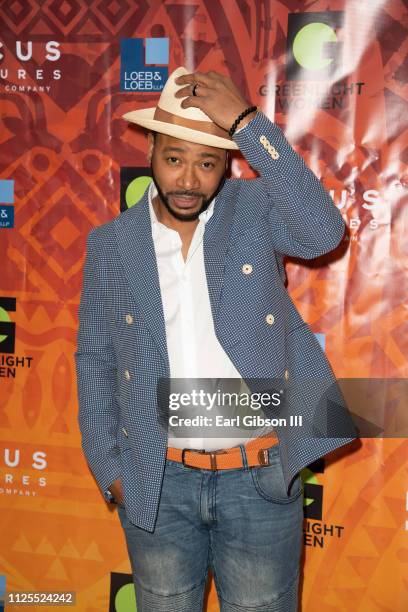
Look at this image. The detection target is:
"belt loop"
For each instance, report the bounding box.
[258,448,270,466]
[238,444,249,470]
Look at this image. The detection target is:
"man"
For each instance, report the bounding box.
[75,67,356,611]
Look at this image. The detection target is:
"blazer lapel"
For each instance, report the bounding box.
[203,184,235,325]
[114,182,235,365]
[114,191,169,370]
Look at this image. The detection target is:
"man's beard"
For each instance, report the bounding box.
[151,168,226,222]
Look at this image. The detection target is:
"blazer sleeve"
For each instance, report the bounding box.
[74,228,121,498]
[233,111,345,259]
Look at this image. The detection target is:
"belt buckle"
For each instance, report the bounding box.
[181,448,206,470]
[181,448,228,470]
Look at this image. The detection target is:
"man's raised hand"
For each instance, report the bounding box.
[175,71,256,132]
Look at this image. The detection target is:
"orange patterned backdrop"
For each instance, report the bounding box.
[0,1,407,610]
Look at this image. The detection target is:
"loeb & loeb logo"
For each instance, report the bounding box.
[120,37,169,92]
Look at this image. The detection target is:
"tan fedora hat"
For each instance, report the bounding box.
[122,66,239,150]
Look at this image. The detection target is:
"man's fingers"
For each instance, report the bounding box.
[175,71,215,87]
[175,84,206,98]
[175,73,193,85]
[180,96,206,110]
[207,70,225,80]
[175,83,211,98]
[109,477,124,505]
[175,85,193,98]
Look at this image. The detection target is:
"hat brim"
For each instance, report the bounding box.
[122,108,239,150]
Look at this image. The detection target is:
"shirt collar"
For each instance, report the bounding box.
[148,181,215,229]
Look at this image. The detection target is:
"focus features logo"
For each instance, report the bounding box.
[0,41,62,94]
[0,41,60,62]
[0,447,47,498]
[330,187,386,239]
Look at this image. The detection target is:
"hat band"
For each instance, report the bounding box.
[154,107,233,142]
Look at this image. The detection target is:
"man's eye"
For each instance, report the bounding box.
[167,157,180,164]
[202,161,214,169]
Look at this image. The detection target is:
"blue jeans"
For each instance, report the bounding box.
[117,444,304,611]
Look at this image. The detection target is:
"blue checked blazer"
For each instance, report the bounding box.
[75,112,357,532]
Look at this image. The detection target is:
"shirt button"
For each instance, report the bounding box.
[122,427,128,437]
[284,369,289,381]
[125,314,133,324]
[265,314,275,325]
[242,263,253,275]
[124,369,131,380]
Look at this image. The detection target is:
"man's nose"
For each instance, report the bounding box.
[176,164,199,190]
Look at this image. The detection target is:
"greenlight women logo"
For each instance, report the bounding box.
[301,467,319,507]
[0,297,16,353]
[301,465,324,520]
[109,572,137,611]
[286,11,344,81]
[0,305,10,344]
[126,176,152,208]
[115,582,137,611]
[120,168,152,211]
[293,23,337,71]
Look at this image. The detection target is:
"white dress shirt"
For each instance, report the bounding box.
[148,182,267,450]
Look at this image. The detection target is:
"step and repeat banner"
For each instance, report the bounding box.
[0,1,407,610]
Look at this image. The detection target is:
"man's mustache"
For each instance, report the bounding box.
[166,191,205,198]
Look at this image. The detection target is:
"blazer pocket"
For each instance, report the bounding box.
[228,230,272,262]
[230,224,270,245]
[230,213,270,244]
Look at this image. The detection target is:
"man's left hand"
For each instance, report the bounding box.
[175,71,256,132]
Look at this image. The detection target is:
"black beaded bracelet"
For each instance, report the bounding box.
[228,105,257,137]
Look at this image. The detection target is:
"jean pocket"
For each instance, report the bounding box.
[250,451,303,504]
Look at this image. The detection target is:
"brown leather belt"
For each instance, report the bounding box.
[166,432,279,470]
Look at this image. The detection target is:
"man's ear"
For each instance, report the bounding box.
[147,132,155,163]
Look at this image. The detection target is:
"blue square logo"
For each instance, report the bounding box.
[0,205,14,228]
[145,38,169,65]
[0,574,5,612]
[120,38,169,92]
[0,180,14,203]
